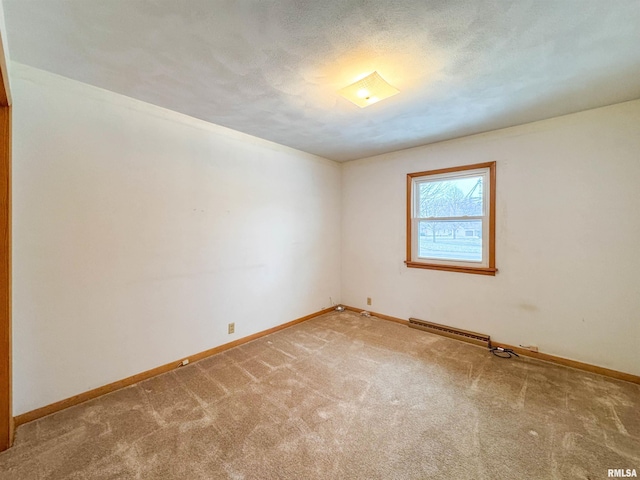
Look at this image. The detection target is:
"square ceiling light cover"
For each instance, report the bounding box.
[338,71,399,108]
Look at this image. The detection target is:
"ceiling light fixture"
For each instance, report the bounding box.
[338,71,399,108]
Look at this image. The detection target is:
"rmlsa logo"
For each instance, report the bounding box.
[608,469,638,478]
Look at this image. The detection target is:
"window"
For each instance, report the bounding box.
[406,162,496,275]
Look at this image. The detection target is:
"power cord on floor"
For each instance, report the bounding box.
[489,346,520,359]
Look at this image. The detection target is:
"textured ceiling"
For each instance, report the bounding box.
[4,0,640,161]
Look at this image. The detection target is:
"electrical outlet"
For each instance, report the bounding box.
[228,322,235,334]
[367,297,372,306]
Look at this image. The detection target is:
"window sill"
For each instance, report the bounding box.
[405,261,497,276]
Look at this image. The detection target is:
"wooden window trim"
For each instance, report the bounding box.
[406,161,496,276]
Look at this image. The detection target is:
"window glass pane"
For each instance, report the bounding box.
[418,220,482,262]
[418,175,483,218]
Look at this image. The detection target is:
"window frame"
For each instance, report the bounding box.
[405,161,497,276]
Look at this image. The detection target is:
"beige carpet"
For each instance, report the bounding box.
[1,311,639,479]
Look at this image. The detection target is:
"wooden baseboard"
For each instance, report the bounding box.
[488,341,640,385]
[342,305,409,326]
[14,307,335,426]
[16,305,638,427]
[341,305,640,385]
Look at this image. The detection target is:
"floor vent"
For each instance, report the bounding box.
[408,317,490,347]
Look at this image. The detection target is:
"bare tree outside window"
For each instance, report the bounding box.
[417,176,483,261]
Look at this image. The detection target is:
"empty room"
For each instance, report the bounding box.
[0,0,639,479]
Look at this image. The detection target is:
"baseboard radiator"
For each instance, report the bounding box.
[408,317,491,347]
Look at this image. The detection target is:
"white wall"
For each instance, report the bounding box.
[11,63,341,415]
[342,100,640,377]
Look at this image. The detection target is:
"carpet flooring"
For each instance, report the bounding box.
[1,311,639,479]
